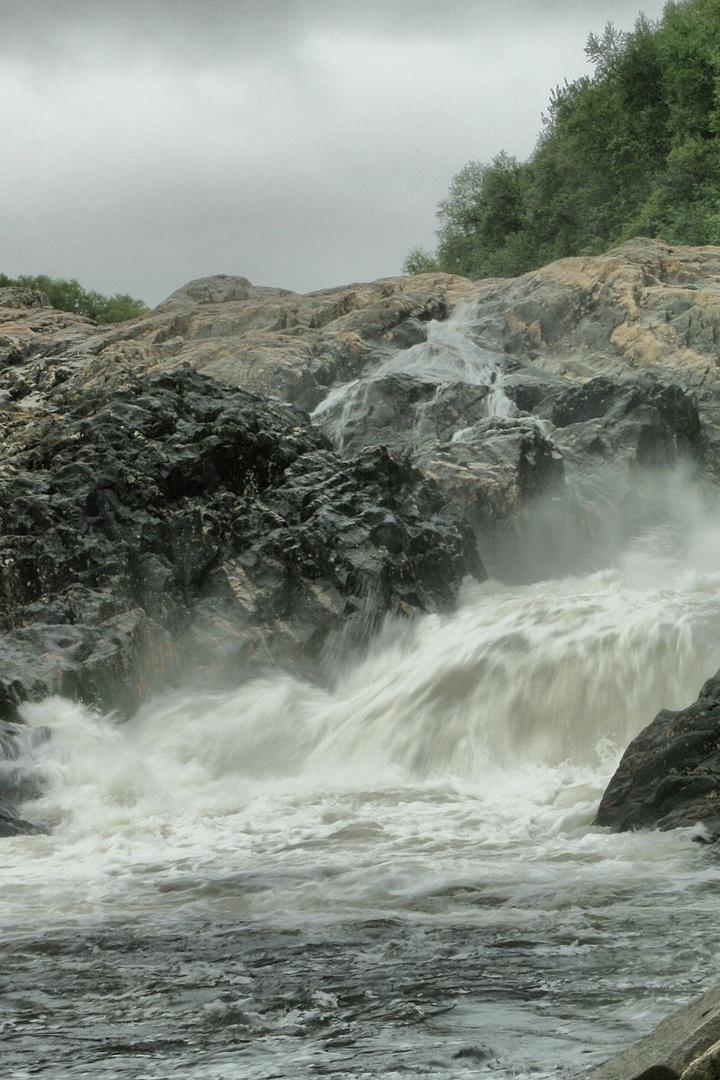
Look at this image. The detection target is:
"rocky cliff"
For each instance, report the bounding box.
[3,237,720,833]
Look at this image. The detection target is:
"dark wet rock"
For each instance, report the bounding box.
[418,416,568,580]
[545,375,702,464]
[595,670,720,832]
[316,373,493,457]
[0,366,482,723]
[0,807,48,837]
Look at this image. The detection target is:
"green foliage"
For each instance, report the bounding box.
[0,273,149,323]
[402,247,440,274]
[406,0,720,279]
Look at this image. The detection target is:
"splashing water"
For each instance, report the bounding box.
[312,299,517,452]
[4,508,720,1078]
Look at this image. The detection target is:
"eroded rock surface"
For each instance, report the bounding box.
[595,670,720,833]
[3,238,720,833]
[0,366,481,723]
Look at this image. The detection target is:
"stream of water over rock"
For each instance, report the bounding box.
[4,306,720,1079]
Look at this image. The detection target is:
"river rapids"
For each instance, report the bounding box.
[4,305,720,1079]
[4,511,720,1078]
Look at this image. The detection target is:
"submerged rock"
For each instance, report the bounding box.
[595,670,720,833]
[0,807,47,837]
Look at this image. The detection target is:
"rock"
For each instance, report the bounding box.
[2,244,707,591]
[315,373,493,456]
[0,365,482,723]
[53,271,478,413]
[544,376,701,450]
[583,984,720,1080]
[0,287,49,309]
[417,416,568,580]
[682,1039,720,1080]
[467,237,720,471]
[162,274,272,306]
[0,293,97,406]
[595,670,720,832]
[0,807,48,837]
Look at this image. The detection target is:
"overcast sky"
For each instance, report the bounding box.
[1,0,668,305]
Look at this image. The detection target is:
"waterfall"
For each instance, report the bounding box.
[4,301,720,1080]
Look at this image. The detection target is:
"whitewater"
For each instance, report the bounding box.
[4,303,720,1079]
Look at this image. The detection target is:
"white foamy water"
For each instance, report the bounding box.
[4,512,720,1078]
[312,299,516,452]
[5,302,720,1077]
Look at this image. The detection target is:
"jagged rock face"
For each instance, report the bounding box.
[0,291,95,404]
[1,239,710,586]
[468,237,720,470]
[595,670,720,833]
[0,366,482,723]
[54,272,477,414]
[1,238,719,837]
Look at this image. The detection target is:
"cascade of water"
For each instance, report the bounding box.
[311,297,517,448]
[4,306,720,1079]
[3,487,720,1079]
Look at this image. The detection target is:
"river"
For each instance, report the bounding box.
[4,505,720,1078]
[5,298,720,1078]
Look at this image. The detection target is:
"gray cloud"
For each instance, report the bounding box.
[0,0,667,304]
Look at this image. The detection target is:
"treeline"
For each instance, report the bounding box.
[406,0,720,279]
[0,273,149,324]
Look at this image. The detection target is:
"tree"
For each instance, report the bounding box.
[405,0,720,279]
[0,273,149,323]
[435,153,526,277]
[402,247,440,275]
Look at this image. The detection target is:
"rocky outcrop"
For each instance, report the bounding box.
[474,238,720,392]
[471,238,720,473]
[47,271,478,414]
[2,244,713,572]
[2,237,720,831]
[595,670,720,833]
[0,288,96,399]
[0,366,481,723]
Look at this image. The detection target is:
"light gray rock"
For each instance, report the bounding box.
[584,985,720,1080]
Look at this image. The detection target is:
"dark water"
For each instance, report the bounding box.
[4,893,718,1080]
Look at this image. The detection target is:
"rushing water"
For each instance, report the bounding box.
[5,304,720,1079]
[4,513,720,1080]
[311,298,518,454]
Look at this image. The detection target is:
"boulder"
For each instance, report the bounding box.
[0,365,482,723]
[595,670,720,833]
[583,984,720,1080]
[0,807,48,837]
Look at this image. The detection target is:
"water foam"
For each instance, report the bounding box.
[2,506,719,934]
[312,297,517,451]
